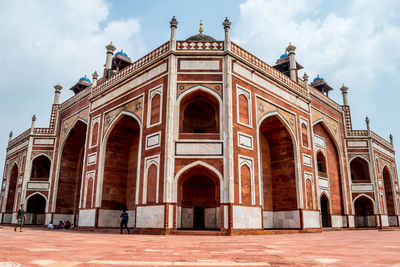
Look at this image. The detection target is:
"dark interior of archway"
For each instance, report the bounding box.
[180,91,219,134]
[30,155,51,181]
[27,194,46,225]
[350,158,370,182]
[260,116,297,211]
[102,115,140,210]
[320,195,331,227]
[383,167,396,216]
[313,123,344,215]
[56,121,86,215]
[5,165,19,213]
[354,196,374,228]
[180,172,219,208]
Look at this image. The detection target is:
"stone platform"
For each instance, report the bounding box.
[0,226,400,266]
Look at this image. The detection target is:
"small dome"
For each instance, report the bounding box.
[115,50,129,58]
[79,76,91,83]
[280,53,289,59]
[313,75,324,82]
[186,33,216,41]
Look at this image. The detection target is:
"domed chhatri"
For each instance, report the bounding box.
[313,75,324,82]
[280,53,289,59]
[115,50,129,59]
[79,75,91,83]
[186,20,216,41]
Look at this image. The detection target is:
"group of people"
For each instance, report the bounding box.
[13,204,130,235]
[47,220,72,230]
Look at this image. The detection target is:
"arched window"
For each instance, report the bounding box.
[238,94,250,125]
[350,157,370,183]
[91,122,99,147]
[240,164,251,205]
[301,123,309,148]
[150,93,161,125]
[179,90,219,139]
[86,178,94,208]
[146,164,158,204]
[306,179,313,209]
[317,151,327,177]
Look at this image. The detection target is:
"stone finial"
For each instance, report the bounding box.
[286,42,296,54]
[105,41,116,52]
[199,20,203,34]
[302,73,309,81]
[53,83,62,105]
[390,134,393,145]
[92,71,99,87]
[8,131,13,142]
[365,116,370,131]
[340,84,348,93]
[92,71,99,80]
[32,114,36,122]
[54,83,62,93]
[223,17,231,29]
[340,84,349,106]
[170,16,178,28]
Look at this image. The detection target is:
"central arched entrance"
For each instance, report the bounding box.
[354,196,375,228]
[259,114,298,229]
[55,120,87,226]
[26,194,46,225]
[100,114,140,227]
[178,165,220,230]
[320,194,331,227]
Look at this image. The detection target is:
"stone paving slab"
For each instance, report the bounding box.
[0,226,400,266]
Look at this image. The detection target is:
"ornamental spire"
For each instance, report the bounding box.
[199,20,203,34]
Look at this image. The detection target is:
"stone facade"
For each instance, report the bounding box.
[1,18,399,233]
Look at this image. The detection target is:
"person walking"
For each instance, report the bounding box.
[14,204,26,232]
[120,209,130,234]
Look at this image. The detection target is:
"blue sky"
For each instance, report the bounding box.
[0,0,399,183]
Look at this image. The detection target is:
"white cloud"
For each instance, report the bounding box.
[0,0,145,180]
[234,0,400,170]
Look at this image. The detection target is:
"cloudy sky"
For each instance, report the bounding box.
[1,0,399,182]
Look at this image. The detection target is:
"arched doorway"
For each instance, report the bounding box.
[30,155,51,181]
[313,122,344,217]
[101,114,140,226]
[259,115,298,229]
[179,90,220,139]
[5,164,19,218]
[354,196,375,228]
[178,165,220,230]
[320,194,331,227]
[55,120,87,226]
[26,194,46,225]
[350,157,370,183]
[382,167,398,226]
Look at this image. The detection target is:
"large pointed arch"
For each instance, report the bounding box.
[312,120,347,217]
[353,194,376,228]
[5,163,19,214]
[257,111,301,229]
[174,161,222,230]
[349,156,371,183]
[96,110,143,209]
[382,165,398,226]
[25,192,47,225]
[176,85,222,140]
[53,118,87,225]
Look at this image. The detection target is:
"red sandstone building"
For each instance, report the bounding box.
[1,18,399,234]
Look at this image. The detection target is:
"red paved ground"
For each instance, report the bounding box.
[1,226,400,266]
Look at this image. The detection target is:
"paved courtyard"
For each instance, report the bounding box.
[0,227,400,266]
